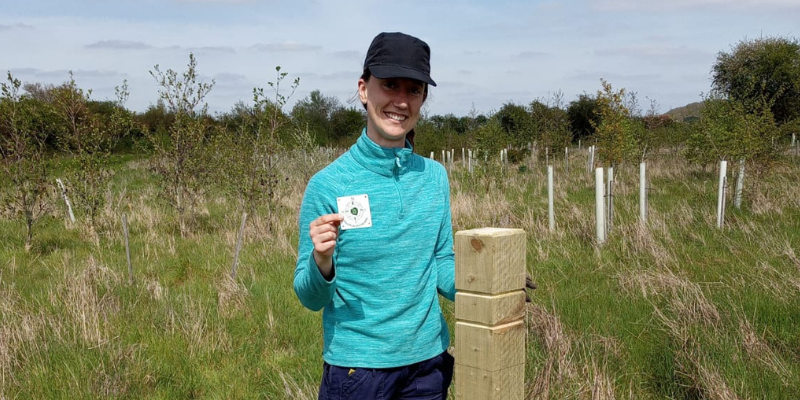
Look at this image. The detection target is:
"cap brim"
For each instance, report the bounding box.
[369,65,436,87]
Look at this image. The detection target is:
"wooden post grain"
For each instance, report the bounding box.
[455,228,526,400]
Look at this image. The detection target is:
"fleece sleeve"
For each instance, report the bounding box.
[434,168,456,302]
[293,177,337,312]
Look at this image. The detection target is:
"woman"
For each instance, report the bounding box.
[294,32,456,399]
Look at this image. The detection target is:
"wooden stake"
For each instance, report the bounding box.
[231,211,248,279]
[455,228,526,400]
[56,178,76,223]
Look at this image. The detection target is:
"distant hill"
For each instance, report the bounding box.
[665,101,703,122]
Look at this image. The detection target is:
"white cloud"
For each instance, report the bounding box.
[0,23,35,30]
[569,69,662,83]
[2,0,794,116]
[592,0,800,12]
[11,67,123,79]
[86,40,153,50]
[516,51,548,59]
[174,0,254,3]
[213,72,248,82]
[594,45,711,64]
[331,50,360,59]
[250,42,322,52]
[185,46,236,54]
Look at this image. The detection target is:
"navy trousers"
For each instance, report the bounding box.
[318,351,454,400]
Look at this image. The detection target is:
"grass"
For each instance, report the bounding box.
[1,149,799,399]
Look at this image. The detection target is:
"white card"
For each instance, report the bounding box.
[337,194,372,230]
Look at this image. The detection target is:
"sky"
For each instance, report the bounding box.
[1,0,799,118]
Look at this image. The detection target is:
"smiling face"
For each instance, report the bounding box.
[358,76,426,148]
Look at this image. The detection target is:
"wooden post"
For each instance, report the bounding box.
[455,228,526,400]
[231,211,248,279]
[56,178,76,223]
[462,148,466,168]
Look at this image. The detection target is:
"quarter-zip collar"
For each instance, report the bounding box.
[350,128,413,177]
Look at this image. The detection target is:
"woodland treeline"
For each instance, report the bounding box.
[2,36,799,250]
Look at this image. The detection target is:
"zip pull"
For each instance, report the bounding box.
[395,156,401,169]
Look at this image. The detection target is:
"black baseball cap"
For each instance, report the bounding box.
[363,32,436,87]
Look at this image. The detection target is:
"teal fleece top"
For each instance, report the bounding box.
[294,129,456,368]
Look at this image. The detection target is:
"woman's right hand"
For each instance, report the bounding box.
[309,213,344,279]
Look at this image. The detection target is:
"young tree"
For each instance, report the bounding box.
[686,86,780,173]
[473,117,506,159]
[495,102,534,148]
[592,79,635,167]
[328,106,365,147]
[0,72,51,251]
[215,66,299,232]
[636,98,670,161]
[291,89,339,144]
[52,73,125,235]
[531,91,572,161]
[713,36,800,126]
[567,93,601,143]
[149,53,215,237]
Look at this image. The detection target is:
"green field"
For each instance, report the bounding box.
[1,149,799,399]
